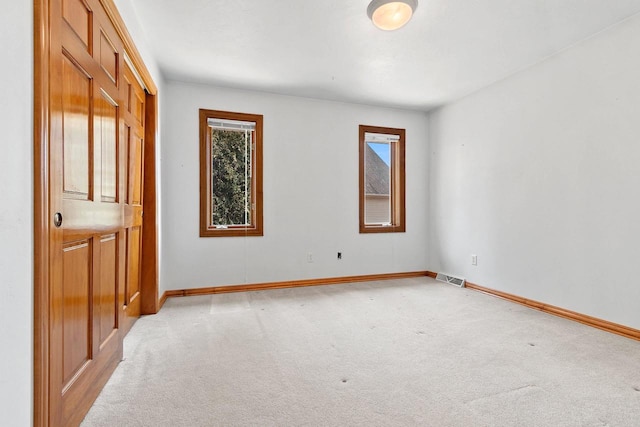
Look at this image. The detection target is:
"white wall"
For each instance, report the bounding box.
[162,82,429,290]
[429,14,640,329]
[0,2,33,426]
[113,0,163,85]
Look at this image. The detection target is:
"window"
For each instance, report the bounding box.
[199,109,263,237]
[359,125,405,233]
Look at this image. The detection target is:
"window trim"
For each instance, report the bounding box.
[359,124,406,234]
[199,109,263,237]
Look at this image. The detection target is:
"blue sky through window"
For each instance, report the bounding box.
[368,142,390,166]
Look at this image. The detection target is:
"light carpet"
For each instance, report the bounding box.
[81,277,640,426]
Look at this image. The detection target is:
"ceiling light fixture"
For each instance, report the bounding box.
[367,0,418,31]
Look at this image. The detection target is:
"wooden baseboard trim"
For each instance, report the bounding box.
[158,291,168,309]
[439,274,640,341]
[163,271,429,299]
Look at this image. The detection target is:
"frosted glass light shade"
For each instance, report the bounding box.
[367,0,418,31]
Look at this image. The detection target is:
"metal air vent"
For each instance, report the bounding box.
[435,272,466,288]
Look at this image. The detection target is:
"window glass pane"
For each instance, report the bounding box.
[210,128,252,226]
[364,135,391,225]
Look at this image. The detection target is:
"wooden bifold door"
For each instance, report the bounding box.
[122,60,146,335]
[34,0,158,425]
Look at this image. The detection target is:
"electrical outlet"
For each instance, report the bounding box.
[337,252,342,260]
[471,254,477,266]
[307,252,313,263]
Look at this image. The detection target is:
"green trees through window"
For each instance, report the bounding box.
[210,128,252,226]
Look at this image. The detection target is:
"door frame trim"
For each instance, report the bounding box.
[33,0,50,424]
[141,93,160,314]
[33,0,159,424]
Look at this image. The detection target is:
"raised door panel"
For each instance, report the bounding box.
[62,0,92,49]
[123,70,133,112]
[99,30,118,84]
[97,91,118,202]
[131,135,143,205]
[123,125,130,204]
[132,84,144,127]
[127,227,141,299]
[97,234,118,347]
[122,72,132,206]
[62,55,92,200]
[61,240,92,388]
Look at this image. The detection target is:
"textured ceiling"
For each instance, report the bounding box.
[129,0,640,110]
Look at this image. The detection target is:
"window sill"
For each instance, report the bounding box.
[359,225,405,234]
[200,227,263,237]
